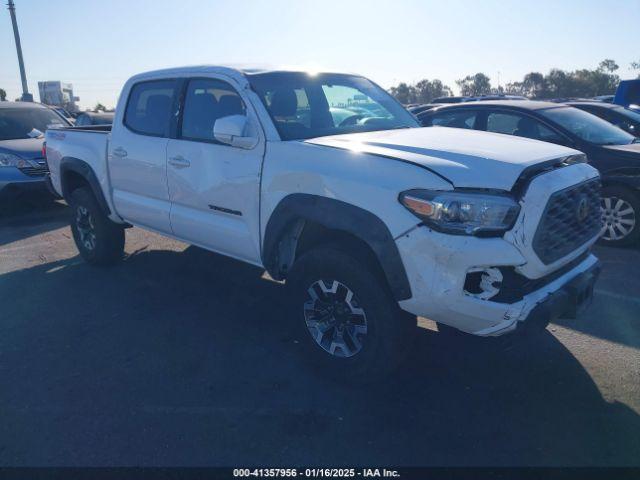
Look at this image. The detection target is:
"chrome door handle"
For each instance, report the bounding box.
[112,147,128,158]
[168,156,191,168]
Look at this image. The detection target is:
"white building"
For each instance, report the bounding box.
[38,81,79,112]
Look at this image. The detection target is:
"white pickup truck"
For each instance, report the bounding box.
[45,66,602,378]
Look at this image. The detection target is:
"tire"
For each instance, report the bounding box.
[287,245,416,381]
[599,185,640,247]
[68,187,124,265]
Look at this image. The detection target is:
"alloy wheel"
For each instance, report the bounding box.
[76,205,97,251]
[601,196,636,242]
[303,279,368,358]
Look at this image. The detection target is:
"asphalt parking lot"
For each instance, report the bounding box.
[1,196,639,467]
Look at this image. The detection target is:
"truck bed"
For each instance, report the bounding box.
[55,124,112,133]
[45,126,111,203]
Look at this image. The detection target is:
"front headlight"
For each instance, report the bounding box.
[399,189,521,236]
[0,153,29,168]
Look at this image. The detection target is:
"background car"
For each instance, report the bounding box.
[0,101,70,199]
[419,100,640,246]
[567,101,640,137]
[49,106,75,123]
[74,111,115,127]
[407,104,439,115]
[432,94,528,104]
[592,95,615,103]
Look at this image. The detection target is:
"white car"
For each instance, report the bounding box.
[45,66,602,379]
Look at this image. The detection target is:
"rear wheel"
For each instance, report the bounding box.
[599,186,639,247]
[287,246,415,381]
[69,187,125,265]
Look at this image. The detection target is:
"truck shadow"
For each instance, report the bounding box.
[0,245,639,466]
[551,244,640,350]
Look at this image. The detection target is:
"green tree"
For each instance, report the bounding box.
[413,79,452,103]
[93,102,107,112]
[545,68,570,98]
[504,81,524,96]
[456,73,492,96]
[631,60,640,78]
[521,72,548,98]
[598,59,619,73]
[0,88,6,101]
[388,82,417,105]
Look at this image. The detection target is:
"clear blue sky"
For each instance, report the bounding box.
[1,0,639,109]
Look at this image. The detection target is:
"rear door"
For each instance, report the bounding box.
[109,79,178,233]
[166,76,265,264]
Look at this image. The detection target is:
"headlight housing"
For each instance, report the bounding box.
[0,153,30,168]
[399,189,521,236]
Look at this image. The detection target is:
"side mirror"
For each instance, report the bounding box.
[213,115,257,149]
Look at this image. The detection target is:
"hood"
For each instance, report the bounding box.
[0,138,44,160]
[305,127,580,190]
[602,142,640,158]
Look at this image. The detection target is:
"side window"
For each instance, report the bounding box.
[425,110,477,129]
[486,111,565,144]
[180,78,246,142]
[124,79,178,137]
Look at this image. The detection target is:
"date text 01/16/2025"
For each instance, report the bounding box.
[233,468,400,477]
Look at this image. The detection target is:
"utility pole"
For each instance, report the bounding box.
[7,0,33,101]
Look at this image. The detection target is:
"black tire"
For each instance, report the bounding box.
[68,187,124,265]
[598,185,640,247]
[287,245,416,381]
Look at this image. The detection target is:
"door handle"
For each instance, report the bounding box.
[112,147,128,158]
[168,156,191,168]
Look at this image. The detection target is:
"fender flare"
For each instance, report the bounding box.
[262,193,412,301]
[59,157,111,215]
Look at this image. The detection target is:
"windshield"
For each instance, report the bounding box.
[0,108,68,141]
[540,106,635,145]
[248,72,419,140]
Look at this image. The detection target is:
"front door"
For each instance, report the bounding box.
[166,77,264,264]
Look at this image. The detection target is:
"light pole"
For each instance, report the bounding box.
[7,0,32,101]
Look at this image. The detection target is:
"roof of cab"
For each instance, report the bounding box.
[128,64,355,83]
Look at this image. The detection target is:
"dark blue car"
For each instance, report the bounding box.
[419,100,640,246]
[0,101,70,198]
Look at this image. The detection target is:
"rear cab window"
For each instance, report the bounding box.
[124,79,178,137]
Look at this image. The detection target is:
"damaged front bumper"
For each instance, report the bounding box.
[395,226,600,336]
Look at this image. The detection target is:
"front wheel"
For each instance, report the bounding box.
[287,246,415,381]
[69,187,125,265]
[599,186,639,247]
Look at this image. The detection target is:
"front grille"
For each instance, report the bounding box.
[533,178,602,264]
[19,159,48,177]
